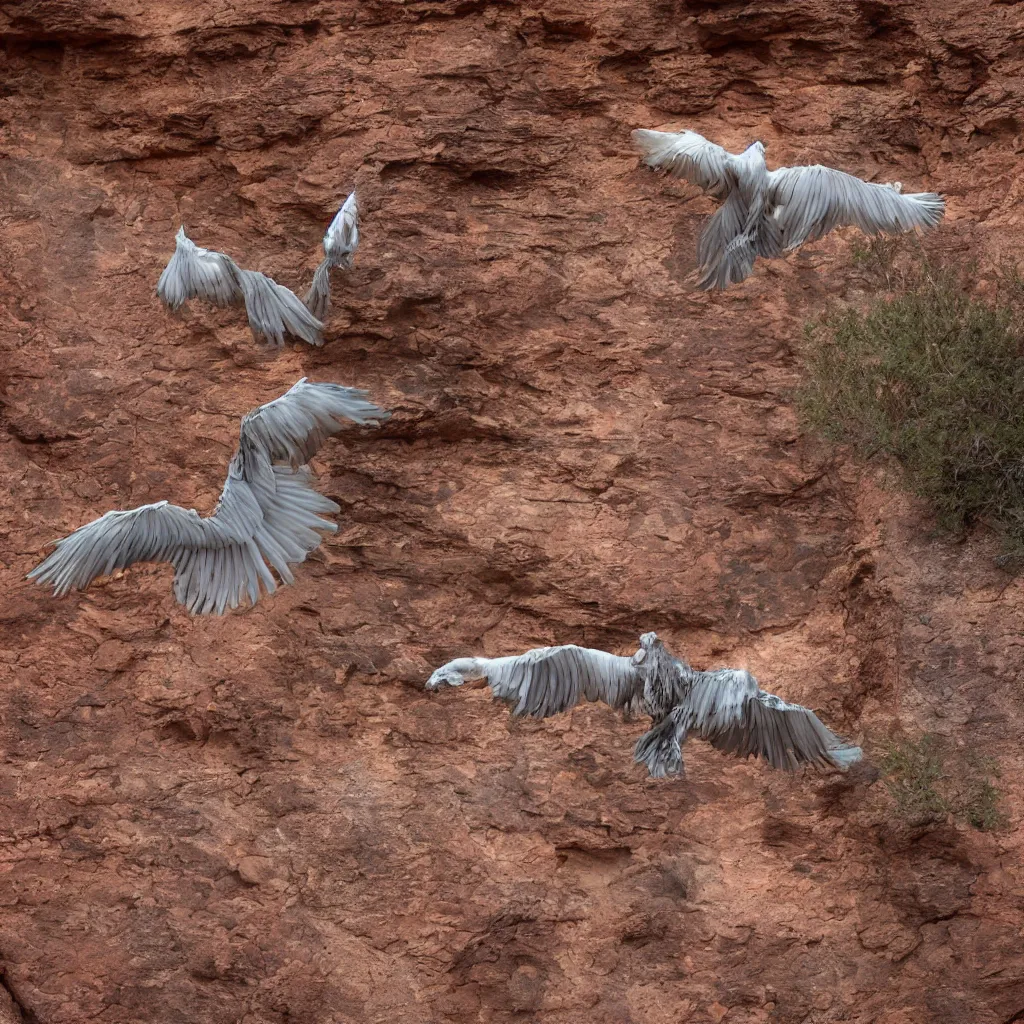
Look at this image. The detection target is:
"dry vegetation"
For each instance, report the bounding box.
[880,734,1007,831]
[800,249,1024,563]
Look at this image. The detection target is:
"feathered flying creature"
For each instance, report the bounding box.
[632,128,945,290]
[28,380,390,614]
[305,191,360,321]
[157,228,325,347]
[427,632,861,779]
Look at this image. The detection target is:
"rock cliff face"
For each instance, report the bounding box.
[1,1,1023,1021]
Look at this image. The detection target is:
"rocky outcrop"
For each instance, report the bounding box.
[1,1,1023,1021]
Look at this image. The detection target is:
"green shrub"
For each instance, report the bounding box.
[880,734,949,822]
[880,734,1008,831]
[800,264,1024,559]
[957,752,1009,832]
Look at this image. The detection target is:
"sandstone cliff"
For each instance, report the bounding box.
[1,1,1023,1021]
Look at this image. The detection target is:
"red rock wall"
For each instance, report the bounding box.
[1,1,1023,1021]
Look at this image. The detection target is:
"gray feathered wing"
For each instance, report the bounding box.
[305,261,333,323]
[156,228,242,309]
[675,667,861,770]
[239,376,388,468]
[28,381,389,615]
[305,192,359,321]
[235,268,325,348]
[426,645,643,719]
[767,165,945,250]
[157,228,324,347]
[632,129,734,199]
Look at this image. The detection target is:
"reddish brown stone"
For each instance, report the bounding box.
[1,1,1024,1022]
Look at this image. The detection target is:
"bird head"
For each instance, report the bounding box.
[633,631,662,663]
[425,664,467,690]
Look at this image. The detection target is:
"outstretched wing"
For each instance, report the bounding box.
[157,227,243,310]
[324,191,359,268]
[28,498,244,599]
[677,668,861,771]
[427,645,643,719]
[28,455,344,615]
[236,268,324,347]
[239,377,390,469]
[29,378,390,614]
[767,165,945,249]
[632,129,733,198]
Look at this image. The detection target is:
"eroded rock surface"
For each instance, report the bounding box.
[1,1,1023,1021]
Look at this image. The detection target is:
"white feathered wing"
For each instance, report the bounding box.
[157,228,324,347]
[28,380,389,614]
[631,129,733,198]
[767,165,945,250]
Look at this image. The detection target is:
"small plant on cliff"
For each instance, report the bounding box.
[880,734,949,823]
[799,262,1024,562]
[880,734,1008,831]
[954,751,1009,832]
[848,235,917,291]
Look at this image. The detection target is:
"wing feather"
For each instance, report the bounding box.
[767,165,944,250]
[239,377,390,468]
[305,259,333,321]
[305,192,359,320]
[676,668,861,770]
[157,227,325,347]
[426,645,643,719]
[632,129,734,198]
[157,228,243,310]
[29,379,390,614]
[30,470,254,602]
[323,191,359,268]
[237,268,325,348]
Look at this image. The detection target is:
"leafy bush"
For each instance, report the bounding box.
[800,263,1024,558]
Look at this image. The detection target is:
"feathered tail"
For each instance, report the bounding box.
[238,270,324,347]
[304,259,333,321]
[697,234,757,291]
[633,716,687,778]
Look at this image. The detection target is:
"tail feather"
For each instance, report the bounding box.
[304,259,332,321]
[756,213,784,260]
[633,716,687,778]
[698,234,757,290]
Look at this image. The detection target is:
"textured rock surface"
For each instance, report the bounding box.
[2,1,1024,1021]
